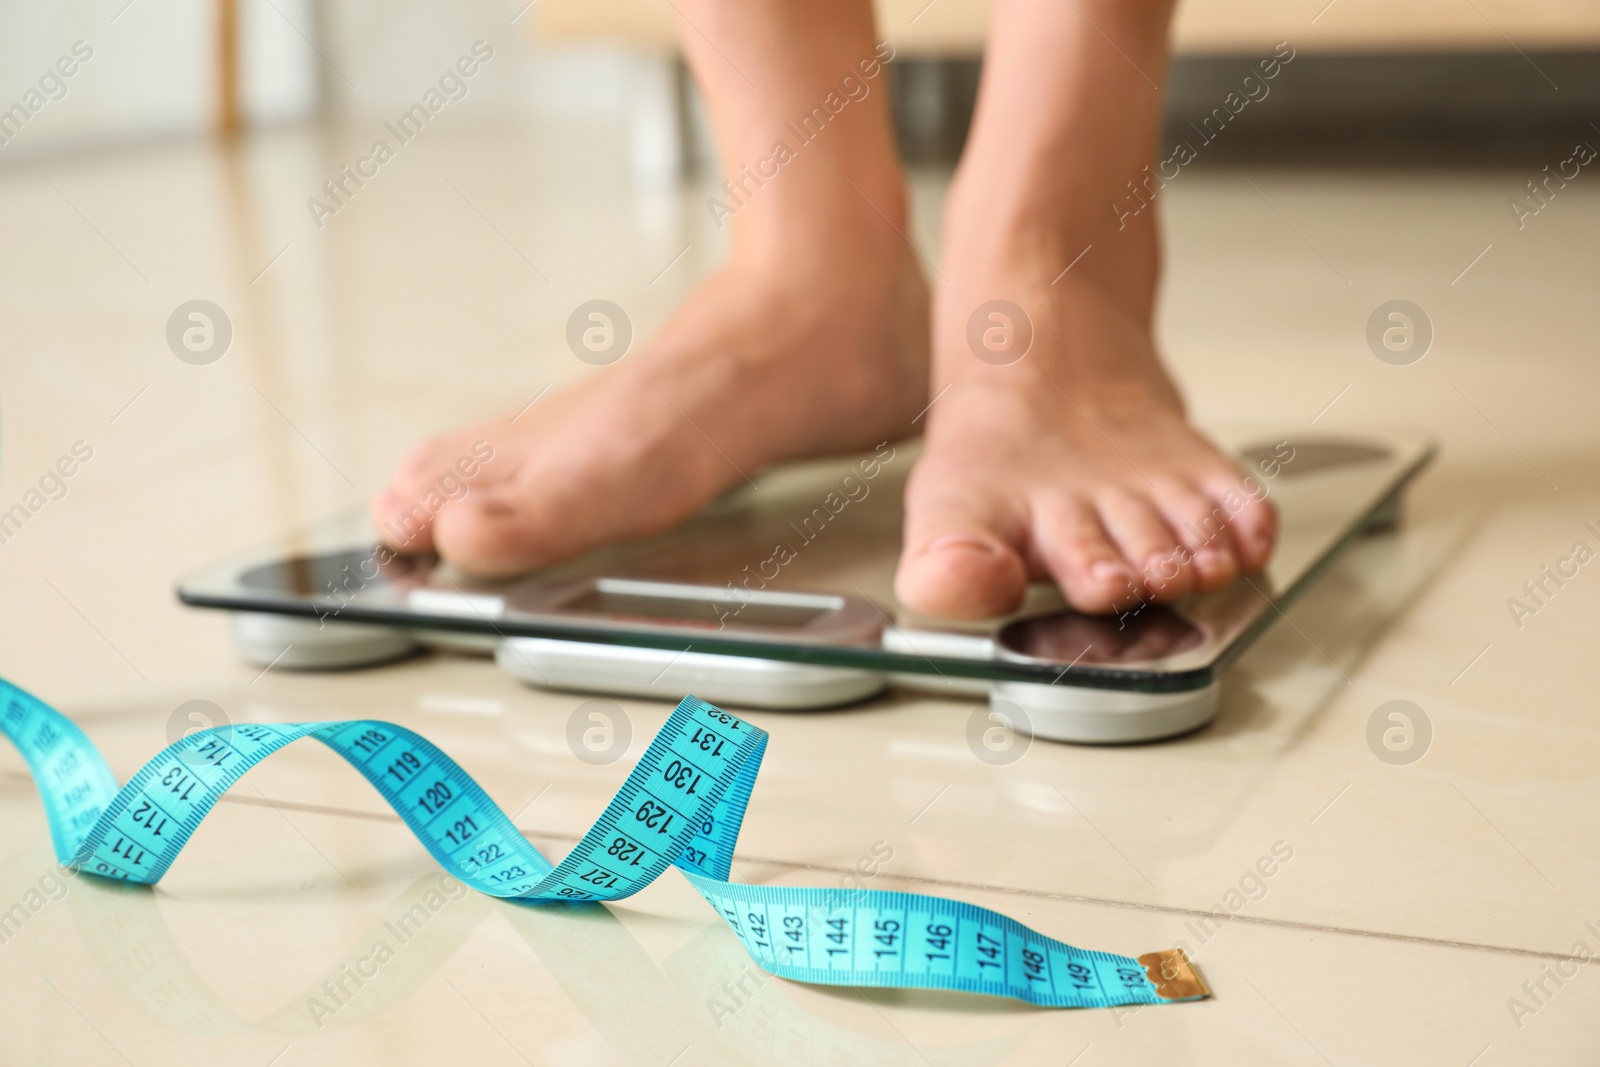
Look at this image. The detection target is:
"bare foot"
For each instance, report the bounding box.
[881,0,1275,619]
[895,255,1277,619]
[373,220,928,575]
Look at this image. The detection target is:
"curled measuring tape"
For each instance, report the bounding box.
[0,678,1206,1009]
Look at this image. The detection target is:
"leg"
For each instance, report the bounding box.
[895,0,1277,618]
[374,1,926,573]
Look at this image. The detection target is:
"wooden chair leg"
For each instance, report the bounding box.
[217,0,241,136]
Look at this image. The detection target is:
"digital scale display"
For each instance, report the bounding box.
[559,585,834,630]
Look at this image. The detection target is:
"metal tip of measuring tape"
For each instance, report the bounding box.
[1137,949,1210,1001]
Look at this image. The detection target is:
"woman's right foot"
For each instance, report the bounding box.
[378,0,922,576]
[372,215,929,576]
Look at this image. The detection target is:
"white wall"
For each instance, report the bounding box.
[0,0,646,168]
[0,0,319,162]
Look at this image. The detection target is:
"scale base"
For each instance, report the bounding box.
[230,615,1220,742]
[233,613,418,671]
[992,679,1221,745]
[495,637,885,710]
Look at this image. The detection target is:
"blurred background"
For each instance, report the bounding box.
[4,0,1598,169]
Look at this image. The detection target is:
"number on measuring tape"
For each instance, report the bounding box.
[0,678,1206,1010]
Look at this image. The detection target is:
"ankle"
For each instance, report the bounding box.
[941,168,1160,312]
[725,171,912,275]
[934,267,1177,404]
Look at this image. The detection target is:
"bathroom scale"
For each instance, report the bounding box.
[176,424,1435,743]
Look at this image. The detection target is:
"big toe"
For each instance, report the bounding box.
[895,529,1030,620]
[429,488,565,578]
[372,485,438,553]
[374,432,502,553]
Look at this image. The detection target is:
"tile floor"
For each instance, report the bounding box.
[0,118,1597,1064]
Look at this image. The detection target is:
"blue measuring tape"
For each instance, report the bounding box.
[0,677,1205,1010]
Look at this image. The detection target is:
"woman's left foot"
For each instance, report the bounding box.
[896,246,1277,619]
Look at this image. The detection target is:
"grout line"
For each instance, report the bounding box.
[216,791,403,823]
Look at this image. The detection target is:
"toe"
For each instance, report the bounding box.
[374,432,502,554]
[431,484,564,578]
[896,480,1029,620]
[1030,495,1140,614]
[1094,487,1196,601]
[1148,477,1240,592]
[372,484,438,553]
[1198,471,1278,572]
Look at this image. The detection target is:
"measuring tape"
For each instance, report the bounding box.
[0,677,1205,1010]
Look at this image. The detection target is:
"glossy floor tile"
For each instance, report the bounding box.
[1,119,1598,1063]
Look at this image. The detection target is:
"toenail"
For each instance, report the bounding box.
[1194,547,1226,572]
[927,534,1005,557]
[1090,560,1130,585]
